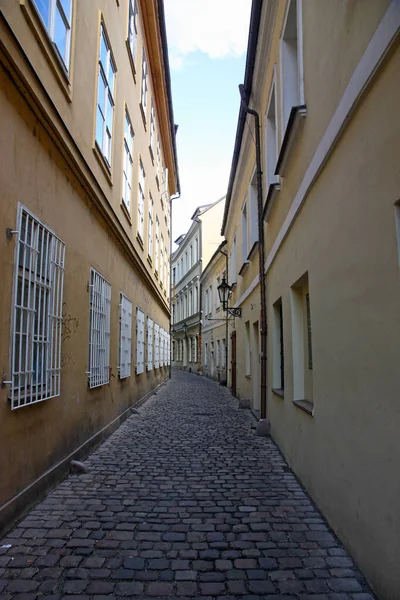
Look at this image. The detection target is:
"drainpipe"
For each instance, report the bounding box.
[239,84,270,435]
[216,242,229,386]
[169,192,180,379]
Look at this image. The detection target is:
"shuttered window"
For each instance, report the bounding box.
[9,206,66,409]
[147,316,153,371]
[119,293,132,379]
[89,268,111,388]
[154,323,160,369]
[136,306,145,374]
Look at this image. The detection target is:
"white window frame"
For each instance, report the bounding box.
[154,323,160,368]
[241,201,248,263]
[265,72,279,186]
[135,306,145,374]
[9,205,66,410]
[118,293,132,379]
[127,0,138,63]
[138,159,145,240]
[96,23,116,166]
[155,217,160,274]
[88,267,111,389]
[122,109,134,212]
[148,193,153,260]
[141,50,148,113]
[150,103,156,155]
[249,170,258,248]
[147,316,153,371]
[32,0,72,70]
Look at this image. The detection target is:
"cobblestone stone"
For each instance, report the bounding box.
[0,371,375,598]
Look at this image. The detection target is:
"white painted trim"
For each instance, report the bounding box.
[266,0,400,274]
[297,0,305,105]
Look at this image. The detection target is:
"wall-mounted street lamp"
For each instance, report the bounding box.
[217,277,242,318]
[183,322,188,337]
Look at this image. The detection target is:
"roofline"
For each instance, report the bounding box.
[157,0,181,194]
[221,0,263,235]
[190,195,226,221]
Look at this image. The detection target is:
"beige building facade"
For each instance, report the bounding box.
[171,197,224,372]
[221,1,400,598]
[0,0,178,532]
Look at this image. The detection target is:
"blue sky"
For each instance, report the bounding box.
[164,0,251,247]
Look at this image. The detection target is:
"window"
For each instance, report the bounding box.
[205,288,209,316]
[249,172,258,248]
[148,193,153,260]
[32,0,72,70]
[150,103,155,156]
[127,0,138,63]
[280,0,304,131]
[155,217,159,274]
[172,340,176,361]
[272,298,284,391]
[189,289,193,316]
[141,50,148,113]
[221,338,226,368]
[216,340,220,368]
[147,316,153,370]
[161,167,169,205]
[164,245,168,290]
[189,245,193,269]
[122,110,134,211]
[229,233,237,284]
[194,335,198,363]
[204,342,208,367]
[265,78,279,185]
[135,307,145,374]
[89,268,111,389]
[138,160,145,239]
[119,293,132,379]
[160,238,164,287]
[156,138,161,188]
[154,323,160,368]
[245,320,251,376]
[195,237,199,263]
[241,203,248,264]
[96,24,116,166]
[291,272,313,410]
[9,207,65,409]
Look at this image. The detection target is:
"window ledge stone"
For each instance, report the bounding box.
[275,104,307,177]
[262,182,281,222]
[93,144,113,186]
[272,388,284,398]
[238,261,250,276]
[293,398,314,416]
[247,241,259,261]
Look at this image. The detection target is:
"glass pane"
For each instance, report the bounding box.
[96,106,104,148]
[59,0,71,21]
[106,96,113,132]
[100,28,107,68]
[54,6,68,64]
[108,64,115,98]
[97,69,106,112]
[33,0,50,29]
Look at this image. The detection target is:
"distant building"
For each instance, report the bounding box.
[171,197,224,372]
[0,0,179,532]
[221,1,400,597]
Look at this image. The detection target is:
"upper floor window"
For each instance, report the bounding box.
[128,0,138,63]
[241,203,248,263]
[249,172,258,248]
[280,0,304,132]
[141,50,148,114]
[150,103,156,156]
[33,0,72,70]
[88,268,111,389]
[148,193,153,260]
[122,110,134,212]
[96,24,116,166]
[265,76,279,186]
[138,159,145,240]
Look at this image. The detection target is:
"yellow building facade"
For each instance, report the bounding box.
[0,0,178,532]
[221,1,400,598]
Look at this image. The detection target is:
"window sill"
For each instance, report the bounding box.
[272,388,284,398]
[275,104,307,177]
[247,241,259,261]
[149,144,154,165]
[245,374,251,380]
[293,399,314,416]
[238,260,250,276]
[155,174,160,191]
[21,0,72,103]
[136,232,144,250]
[262,182,281,222]
[139,102,147,130]
[121,200,132,224]
[93,144,113,186]
[147,255,153,267]
[126,41,137,83]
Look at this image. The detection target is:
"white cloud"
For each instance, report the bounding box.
[165,0,252,67]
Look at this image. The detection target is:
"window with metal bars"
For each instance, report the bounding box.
[88,268,111,388]
[9,206,65,410]
[154,323,160,368]
[147,316,153,371]
[32,0,72,70]
[135,307,145,374]
[118,293,132,379]
[96,23,116,166]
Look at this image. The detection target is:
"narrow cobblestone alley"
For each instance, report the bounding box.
[0,371,375,600]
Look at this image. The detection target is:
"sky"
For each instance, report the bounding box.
[164,0,252,249]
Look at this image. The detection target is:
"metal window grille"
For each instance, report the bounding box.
[154,323,160,368]
[118,293,132,379]
[147,316,153,371]
[10,207,66,410]
[128,0,138,60]
[88,268,111,388]
[136,307,145,374]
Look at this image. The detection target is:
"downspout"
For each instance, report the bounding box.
[169,192,180,379]
[239,84,270,433]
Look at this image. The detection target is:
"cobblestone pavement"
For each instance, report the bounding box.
[0,370,375,600]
